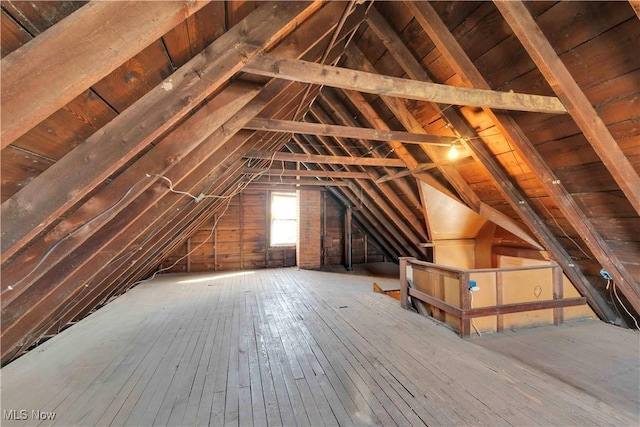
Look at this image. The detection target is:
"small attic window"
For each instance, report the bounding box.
[270,192,297,246]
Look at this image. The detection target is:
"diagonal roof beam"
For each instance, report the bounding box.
[243,54,567,114]
[0,1,209,147]
[315,88,426,212]
[1,84,320,362]
[494,0,640,215]
[1,1,323,262]
[342,45,544,253]
[631,1,640,19]
[290,134,420,258]
[1,82,262,307]
[51,132,294,340]
[244,150,406,167]
[405,1,636,317]
[309,98,428,243]
[244,117,456,145]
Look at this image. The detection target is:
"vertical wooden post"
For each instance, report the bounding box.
[213,214,218,272]
[239,192,244,269]
[496,271,504,332]
[344,206,353,271]
[265,190,270,269]
[364,234,368,264]
[459,272,471,338]
[399,257,411,309]
[322,192,327,266]
[431,274,443,321]
[186,238,192,273]
[552,265,564,326]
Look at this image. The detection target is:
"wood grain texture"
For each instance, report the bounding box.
[494,0,640,216]
[244,54,567,114]
[244,117,457,145]
[0,10,31,58]
[1,1,323,261]
[406,0,633,319]
[244,150,406,167]
[5,269,635,425]
[1,1,205,147]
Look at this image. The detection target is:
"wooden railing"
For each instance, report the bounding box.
[399,257,587,337]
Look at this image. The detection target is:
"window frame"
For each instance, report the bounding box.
[269,191,298,247]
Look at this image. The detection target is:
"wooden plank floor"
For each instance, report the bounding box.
[471,318,640,417]
[1,268,637,426]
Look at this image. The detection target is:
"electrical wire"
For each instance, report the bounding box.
[125,196,235,291]
[471,136,593,261]
[6,124,283,362]
[506,140,594,261]
[609,279,640,330]
[4,176,152,293]
[124,154,280,290]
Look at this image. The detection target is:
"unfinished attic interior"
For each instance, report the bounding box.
[1,0,639,424]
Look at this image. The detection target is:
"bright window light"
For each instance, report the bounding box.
[271,192,297,246]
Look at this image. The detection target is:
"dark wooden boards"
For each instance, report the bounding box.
[1,1,206,147]
[1,1,323,261]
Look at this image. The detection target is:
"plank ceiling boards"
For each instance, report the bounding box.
[1,0,639,371]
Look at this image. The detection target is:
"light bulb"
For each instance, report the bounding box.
[447,144,458,160]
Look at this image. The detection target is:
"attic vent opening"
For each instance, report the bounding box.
[270,192,298,246]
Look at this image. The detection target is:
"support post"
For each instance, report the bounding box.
[399,257,412,309]
[344,206,353,271]
[553,265,564,326]
[496,271,504,332]
[186,238,191,273]
[460,272,471,337]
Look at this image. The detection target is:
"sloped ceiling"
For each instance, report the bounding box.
[1,1,638,364]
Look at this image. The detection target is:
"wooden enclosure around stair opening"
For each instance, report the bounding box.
[400,257,590,337]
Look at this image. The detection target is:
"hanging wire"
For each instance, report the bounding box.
[506,140,593,260]
[608,279,640,330]
[471,134,594,261]
[3,176,152,293]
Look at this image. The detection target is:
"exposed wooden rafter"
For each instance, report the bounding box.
[251,179,349,187]
[244,117,456,145]
[244,150,406,167]
[289,134,423,259]
[243,54,567,114]
[376,163,442,184]
[494,0,640,216]
[404,1,634,317]
[0,1,208,147]
[342,45,545,253]
[1,83,263,308]
[1,1,323,262]
[309,97,429,244]
[0,2,345,362]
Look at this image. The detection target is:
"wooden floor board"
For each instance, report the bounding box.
[277,287,382,426]
[2,268,638,426]
[271,284,342,427]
